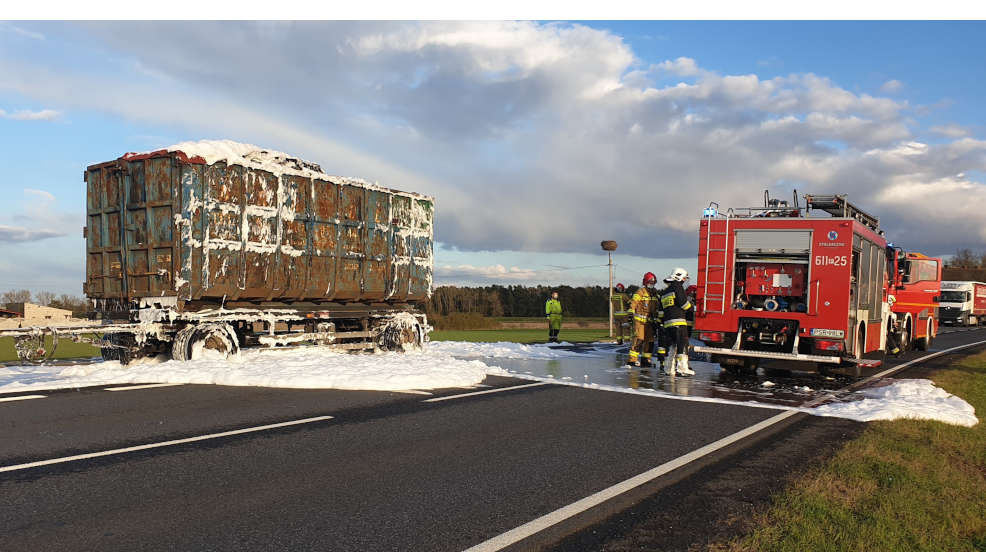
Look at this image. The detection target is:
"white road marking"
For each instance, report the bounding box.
[105,383,184,391]
[0,395,46,403]
[806,338,986,408]
[0,415,334,474]
[465,409,798,552]
[468,335,986,551]
[392,389,433,396]
[423,382,548,403]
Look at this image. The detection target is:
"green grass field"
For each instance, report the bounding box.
[0,336,101,363]
[723,351,986,551]
[429,328,612,343]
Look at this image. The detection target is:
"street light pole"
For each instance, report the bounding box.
[601,241,618,339]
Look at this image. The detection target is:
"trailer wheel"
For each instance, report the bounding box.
[171,324,240,361]
[101,333,134,365]
[378,317,425,353]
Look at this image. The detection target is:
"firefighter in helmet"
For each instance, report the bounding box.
[627,272,659,367]
[661,267,695,376]
[611,282,631,343]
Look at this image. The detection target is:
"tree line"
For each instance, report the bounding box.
[1,289,89,317]
[425,285,631,318]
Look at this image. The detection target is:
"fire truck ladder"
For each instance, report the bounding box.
[804,194,880,232]
[702,207,730,314]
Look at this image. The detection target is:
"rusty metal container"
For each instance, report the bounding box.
[84,145,434,311]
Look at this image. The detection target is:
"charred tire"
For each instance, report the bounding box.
[176,323,240,361]
[101,333,134,365]
[378,318,425,353]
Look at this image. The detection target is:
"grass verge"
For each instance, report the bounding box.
[429,328,612,343]
[0,336,101,363]
[722,351,986,551]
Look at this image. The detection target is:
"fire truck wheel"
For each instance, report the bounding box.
[915,318,934,351]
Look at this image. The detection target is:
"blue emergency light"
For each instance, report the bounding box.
[703,207,718,217]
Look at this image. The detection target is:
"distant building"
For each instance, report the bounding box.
[0,303,81,329]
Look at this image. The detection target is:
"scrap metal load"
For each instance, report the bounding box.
[3,140,434,364]
[693,191,940,377]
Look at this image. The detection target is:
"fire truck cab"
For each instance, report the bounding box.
[693,192,939,377]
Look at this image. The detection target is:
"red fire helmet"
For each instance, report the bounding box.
[643,272,657,286]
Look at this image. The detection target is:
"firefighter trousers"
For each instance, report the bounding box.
[628,320,654,364]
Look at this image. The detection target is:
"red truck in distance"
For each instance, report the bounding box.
[692,192,940,377]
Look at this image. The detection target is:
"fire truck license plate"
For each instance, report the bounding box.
[815,255,848,266]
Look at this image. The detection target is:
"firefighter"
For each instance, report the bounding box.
[611,283,630,343]
[626,272,659,367]
[661,267,695,376]
[545,291,563,342]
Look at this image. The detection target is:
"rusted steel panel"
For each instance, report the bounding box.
[86,148,434,308]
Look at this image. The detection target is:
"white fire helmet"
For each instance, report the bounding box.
[665,267,689,282]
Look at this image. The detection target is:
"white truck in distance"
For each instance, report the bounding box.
[939,281,986,326]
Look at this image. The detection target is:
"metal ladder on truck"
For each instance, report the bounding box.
[700,205,730,314]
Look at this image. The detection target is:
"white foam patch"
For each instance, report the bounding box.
[807,379,979,427]
[0,347,493,393]
[425,341,605,360]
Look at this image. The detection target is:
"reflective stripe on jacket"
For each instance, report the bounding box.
[629,287,658,323]
[660,281,693,327]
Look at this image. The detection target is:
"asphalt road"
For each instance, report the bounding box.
[2,326,984,550]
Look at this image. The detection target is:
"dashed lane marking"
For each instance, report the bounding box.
[0,395,46,403]
[104,383,184,391]
[0,415,334,474]
[423,382,549,403]
[392,390,434,396]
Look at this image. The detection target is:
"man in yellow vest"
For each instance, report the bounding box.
[545,291,563,342]
[626,272,659,367]
[611,282,631,343]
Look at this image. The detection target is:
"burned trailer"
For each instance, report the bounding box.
[692,192,892,377]
[3,141,434,364]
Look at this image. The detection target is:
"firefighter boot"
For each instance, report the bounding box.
[676,354,694,376]
[664,355,676,376]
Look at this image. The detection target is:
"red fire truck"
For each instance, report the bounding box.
[692,192,940,377]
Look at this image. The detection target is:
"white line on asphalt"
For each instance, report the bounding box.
[393,389,434,396]
[0,395,46,403]
[465,409,798,552]
[805,338,986,408]
[423,382,548,403]
[104,383,184,391]
[0,415,334,474]
[468,335,986,552]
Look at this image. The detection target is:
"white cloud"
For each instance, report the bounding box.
[880,79,903,93]
[655,56,701,76]
[929,123,970,138]
[0,108,60,121]
[0,224,63,243]
[2,21,984,260]
[24,188,56,203]
[3,23,45,41]
[435,264,539,282]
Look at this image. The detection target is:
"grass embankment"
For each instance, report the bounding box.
[724,352,986,551]
[0,336,101,363]
[428,312,613,343]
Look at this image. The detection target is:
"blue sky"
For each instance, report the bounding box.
[1,21,985,296]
